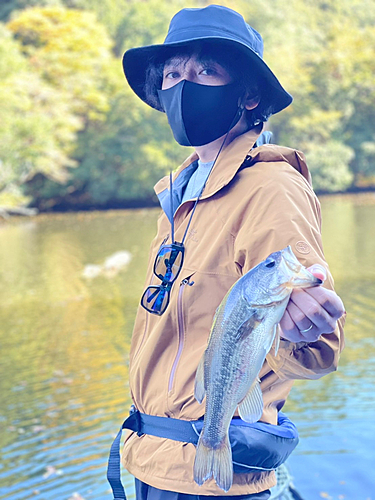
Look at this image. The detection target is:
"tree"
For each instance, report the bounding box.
[238,0,375,190]
[0,0,61,22]
[306,141,354,193]
[7,6,114,120]
[19,2,189,210]
[0,24,78,211]
[3,0,375,211]
[1,6,121,211]
[26,64,188,210]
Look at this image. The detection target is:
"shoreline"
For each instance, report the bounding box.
[2,189,375,221]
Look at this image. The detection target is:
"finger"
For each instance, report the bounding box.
[305,264,345,319]
[280,308,295,332]
[303,286,345,320]
[290,289,337,333]
[287,300,316,332]
[280,308,314,343]
[287,300,321,342]
[307,264,327,282]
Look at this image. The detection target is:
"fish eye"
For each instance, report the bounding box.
[265,260,276,269]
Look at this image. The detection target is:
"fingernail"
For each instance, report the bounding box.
[310,264,327,281]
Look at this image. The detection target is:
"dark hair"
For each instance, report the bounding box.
[144,41,272,127]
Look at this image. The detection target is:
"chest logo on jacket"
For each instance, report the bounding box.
[187,228,198,243]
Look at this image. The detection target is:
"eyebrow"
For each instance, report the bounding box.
[163,56,223,74]
[164,56,190,71]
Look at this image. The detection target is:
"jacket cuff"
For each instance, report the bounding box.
[265,323,343,381]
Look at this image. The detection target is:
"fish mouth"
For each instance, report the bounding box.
[280,245,322,289]
[289,272,322,288]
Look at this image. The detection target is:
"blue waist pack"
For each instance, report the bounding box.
[107,406,299,500]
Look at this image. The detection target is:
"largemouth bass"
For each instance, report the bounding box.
[193,246,322,492]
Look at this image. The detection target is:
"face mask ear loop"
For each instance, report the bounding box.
[180,103,243,246]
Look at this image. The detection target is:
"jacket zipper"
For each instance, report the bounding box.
[168,277,194,392]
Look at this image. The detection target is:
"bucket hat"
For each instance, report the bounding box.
[122,4,293,118]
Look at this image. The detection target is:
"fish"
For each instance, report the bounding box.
[193,245,322,492]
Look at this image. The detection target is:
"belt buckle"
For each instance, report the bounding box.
[129,404,137,415]
[129,404,144,437]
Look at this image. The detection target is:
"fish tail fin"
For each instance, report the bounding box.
[194,434,233,492]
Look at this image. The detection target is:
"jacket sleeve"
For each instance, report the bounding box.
[233,161,345,381]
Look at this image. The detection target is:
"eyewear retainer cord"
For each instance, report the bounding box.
[172,105,244,246]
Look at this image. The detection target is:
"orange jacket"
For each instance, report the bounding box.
[122,126,345,495]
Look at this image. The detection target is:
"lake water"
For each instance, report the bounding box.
[0,193,375,500]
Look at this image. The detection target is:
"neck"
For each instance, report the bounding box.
[194,114,249,162]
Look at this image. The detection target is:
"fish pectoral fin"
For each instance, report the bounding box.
[194,355,206,404]
[238,379,264,423]
[234,313,262,342]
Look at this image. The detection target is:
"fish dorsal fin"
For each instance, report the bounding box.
[234,312,261,342]
[194,354,206,404]
[238,378,264,423]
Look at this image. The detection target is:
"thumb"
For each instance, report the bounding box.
[307,264,327,282]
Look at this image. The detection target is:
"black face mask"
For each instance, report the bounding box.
[157,80,244,147]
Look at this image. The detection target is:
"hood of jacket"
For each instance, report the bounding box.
[154,125,312,210]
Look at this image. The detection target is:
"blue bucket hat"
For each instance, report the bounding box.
[123,4,293,118]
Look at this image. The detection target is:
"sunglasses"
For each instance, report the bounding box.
[140,128,230,315]
[140,242,185,315]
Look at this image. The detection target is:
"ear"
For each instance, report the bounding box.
[242,92,260,111]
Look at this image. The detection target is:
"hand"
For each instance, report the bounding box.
[280,264,345,343]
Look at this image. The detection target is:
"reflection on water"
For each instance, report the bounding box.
[0,210,157,500]
[0,196,375,499]
[285,194,375,500]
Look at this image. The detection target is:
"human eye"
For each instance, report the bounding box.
[164,70,180,79]
[200,66,218,76]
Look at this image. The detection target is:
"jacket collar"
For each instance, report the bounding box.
[154,124,264,201]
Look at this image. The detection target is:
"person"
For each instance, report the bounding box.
[114,5,346,500]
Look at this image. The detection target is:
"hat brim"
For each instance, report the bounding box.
[123,37,292,116]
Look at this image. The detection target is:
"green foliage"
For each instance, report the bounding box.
[57,0,196,56]
[0,6,118,209]
[306,141,354,192]
[1,0,374,211]
[16,3,189,210]
[28,81,187,209]
[7,6,114,119]
[259,0,375,187]
[70,94,185,206]
[0,23,77,208]
[111,0,188,57]
[0,0,62,22]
